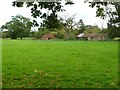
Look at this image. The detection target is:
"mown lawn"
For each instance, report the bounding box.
[2,39,118,88]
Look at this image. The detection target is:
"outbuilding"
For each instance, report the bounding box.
[42,34,55,40]
[77,33,108,40]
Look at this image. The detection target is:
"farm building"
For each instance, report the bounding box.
[77,33,108,40]
[41,34,55,40]
[76,33,84,39]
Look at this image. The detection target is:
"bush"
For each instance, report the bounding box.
[35,28,50,39]
[0,32,2,38]
[35,31,43,39]
[64,33,76,40]
[113,37,120,41]
[2,33,6,38]
[58,32,65,39]
[53,32,65,39]
[2,31,10,38]
[0,32,7,38]
[30,31,36,37]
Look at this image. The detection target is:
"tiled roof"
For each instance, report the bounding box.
[83,33,107,37]
[43,34,55,38]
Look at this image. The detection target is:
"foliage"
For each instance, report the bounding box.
[57,32,65,39]
[2,40,118,88]
[33,14,83,40]
[1,15,33,39]
[35,30,43,39]
[84,25,101,34]
[88,1,120,38]
[2,31,10,38]
[0,31,8,38]
[108,24,120,38]
[67,32,76,40]
[35,28,49,39]
[71,29,80,36]
[107,3,120,38]
[50,29,65,39]
[12,1,74,29]
[0,32,2,38]
[59,14,85,39]
[1,33,6,38]
[99,28,109,33]
[30,31,36,37]
[76,19,86,33]
[113,37,120,41]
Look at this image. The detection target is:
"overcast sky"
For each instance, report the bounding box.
[0,0,108,30]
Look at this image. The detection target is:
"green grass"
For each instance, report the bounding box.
[2,39,118,88]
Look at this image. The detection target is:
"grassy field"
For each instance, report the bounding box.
[2,39,118,88]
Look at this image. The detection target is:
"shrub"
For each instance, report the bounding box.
[64,33,76,40]
[35,31,43,39]
[0,32,2,38]
[35,28,50,39]
[0,32,7,38]
[113,37,120,41]
[2,33,6,38]
[53,32,65,39]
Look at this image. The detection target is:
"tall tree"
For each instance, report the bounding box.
[107,2,120,38]
[84,25,101,34]
[77,19,86,33]
[59,14,79,39]
[59,14,86,39]
[1,15,33,39]
[12,0,74,28]
[87,1,120,38]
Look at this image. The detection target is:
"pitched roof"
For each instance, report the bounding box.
[83,33,107,37]
[83,33,95,37]
[76,33,84,37]
[43,34,55,38]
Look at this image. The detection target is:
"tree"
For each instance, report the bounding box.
[2,31,10,38]
[12,0,74,28]
[2,21,18,39]
[59,14,84,39]
[35,28,50,39]
[84,25,101,34]
[30,31,36,37]
[107,2,120,38]
[87,1,120,38]
[0,32,2,38]
[1,15,33,39]
[76,19,86,33]
[99,28,109,33]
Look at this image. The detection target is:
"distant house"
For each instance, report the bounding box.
[41,34,55,40]
[77,33,108,40]
[76,33,84,39]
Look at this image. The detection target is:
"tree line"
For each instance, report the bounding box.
[0,0,119,39]
[1,14,103,40]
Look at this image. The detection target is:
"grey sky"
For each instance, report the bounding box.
[0,0,108,30]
